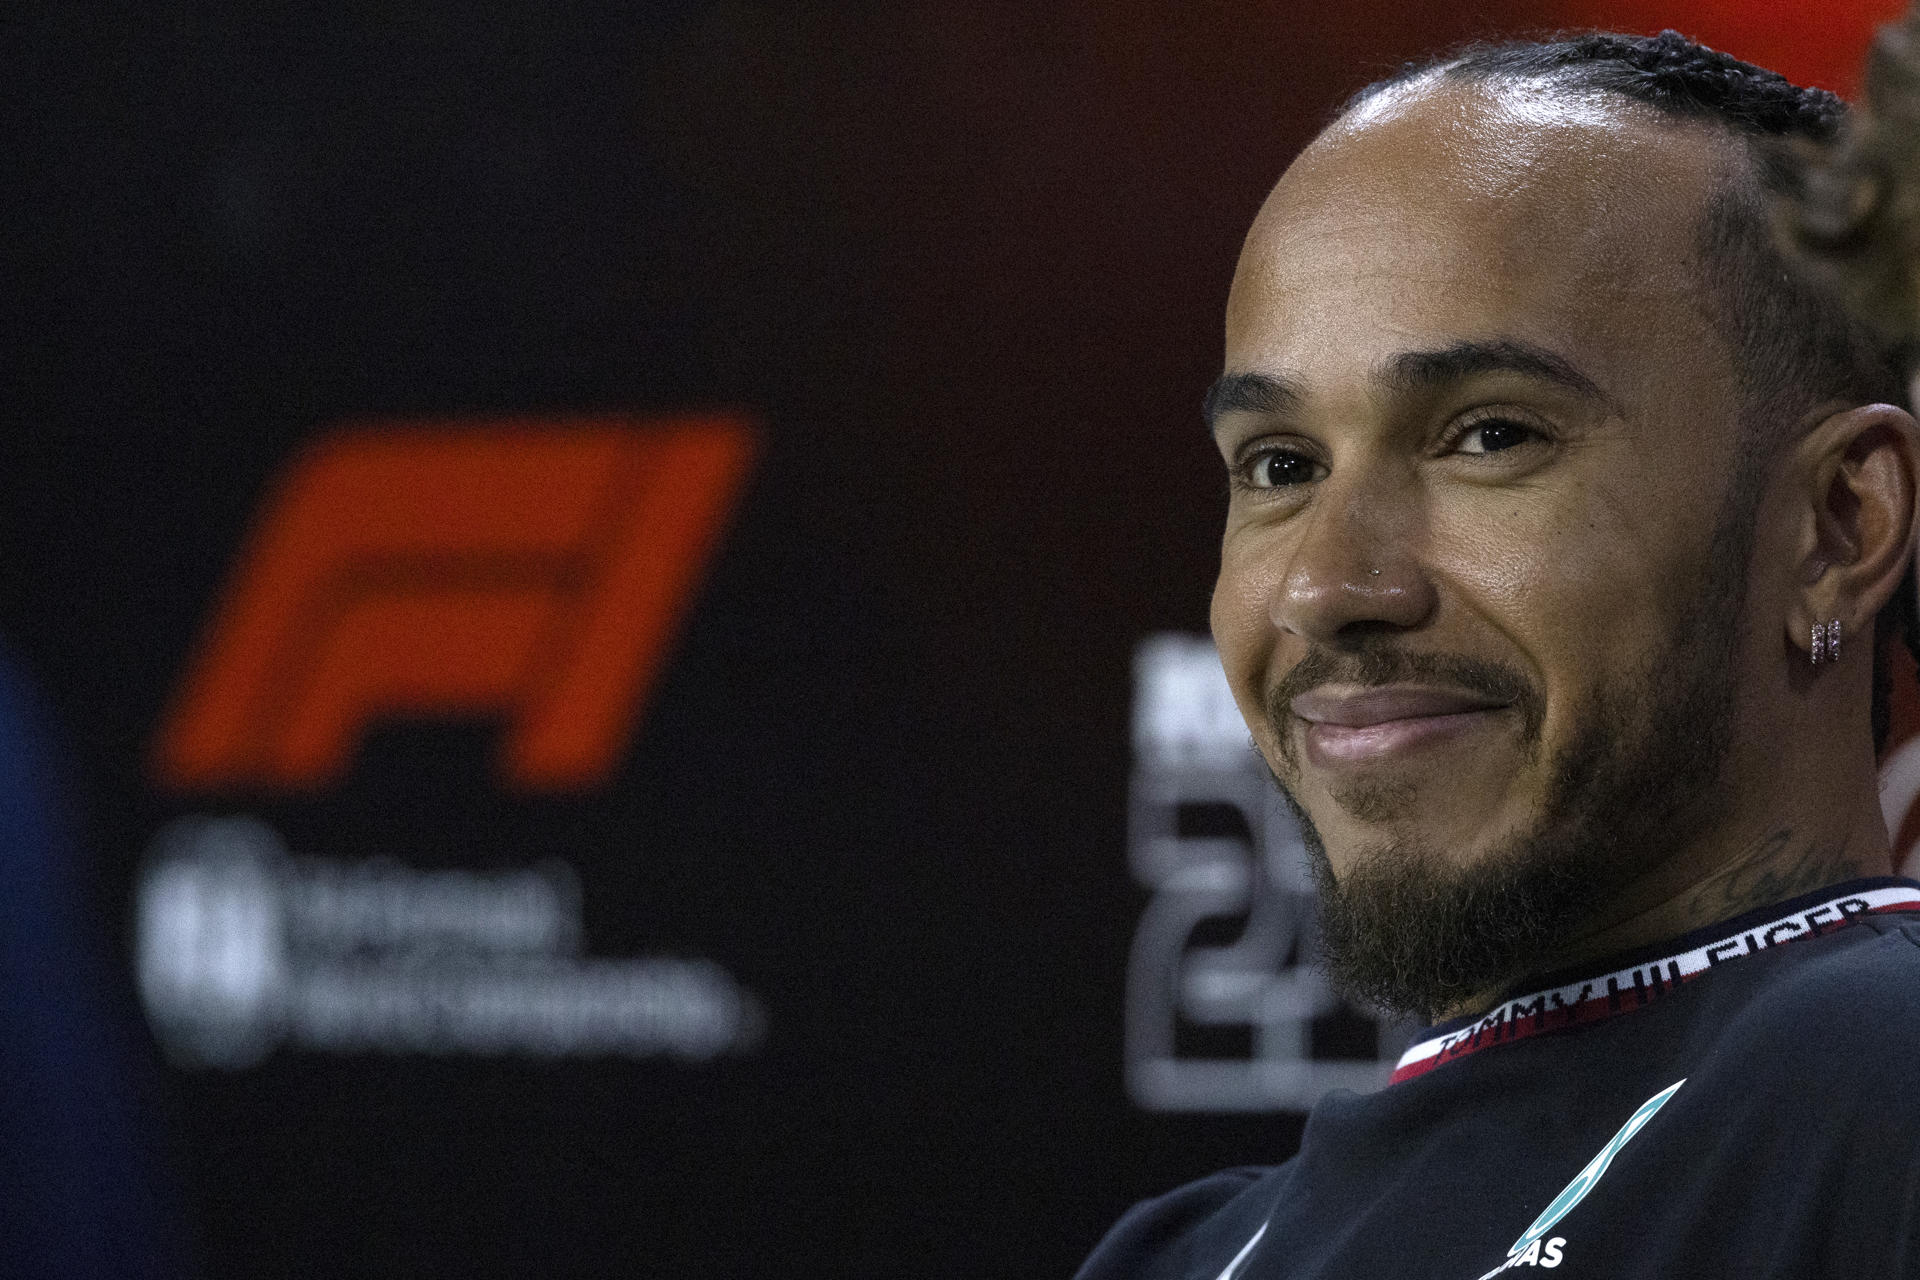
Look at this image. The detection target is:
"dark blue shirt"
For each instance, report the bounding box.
[1077,879,1920,1279]
[0,650,192,1278]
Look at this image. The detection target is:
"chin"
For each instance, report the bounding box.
[1311,780,1529,869]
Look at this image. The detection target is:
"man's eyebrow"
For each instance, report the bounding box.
[1381,339,1623,413]
[1203,371,1302,433]
[1203,340,1621,435]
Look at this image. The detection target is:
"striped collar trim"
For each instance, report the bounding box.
[1390,879,1920,1085]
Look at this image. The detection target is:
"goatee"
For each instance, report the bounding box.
[1269,470,1758,1022]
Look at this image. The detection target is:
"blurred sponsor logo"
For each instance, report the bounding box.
[137,419,763,1071]
[1126,634,1413,1112]
[137,815,763,1069]
[151,417,755,793]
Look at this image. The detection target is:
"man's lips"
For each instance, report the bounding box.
[1290,685,1510,766]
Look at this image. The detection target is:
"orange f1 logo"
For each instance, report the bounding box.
[152,415,755,793]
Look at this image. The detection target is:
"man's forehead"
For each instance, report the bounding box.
[1225,80,1736,395]
[1289,77,1727,212]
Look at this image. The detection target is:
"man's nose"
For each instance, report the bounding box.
[1268,482,1436,645]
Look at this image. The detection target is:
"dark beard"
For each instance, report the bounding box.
[1271,475,1759,1022]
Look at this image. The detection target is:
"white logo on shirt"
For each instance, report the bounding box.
[1209,1079,1685,1280]
[1214,1221,1267,1280]
[1476,1079,1686,1278]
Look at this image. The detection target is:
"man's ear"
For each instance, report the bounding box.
[1789,402,1920,657]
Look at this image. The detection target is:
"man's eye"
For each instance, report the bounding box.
[1247,450,1320,488]
[1455,419,1539,455]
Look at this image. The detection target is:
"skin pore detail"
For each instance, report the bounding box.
[1209,78,1920,1022]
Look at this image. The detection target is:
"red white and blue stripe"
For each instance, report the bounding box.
[1390,881,1920,1085]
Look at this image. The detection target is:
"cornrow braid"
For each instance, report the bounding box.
[1349,30,1847,140]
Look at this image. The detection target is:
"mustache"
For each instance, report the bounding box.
[1264,644,1545,761]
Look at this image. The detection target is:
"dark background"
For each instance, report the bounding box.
[1,2,1900,1277]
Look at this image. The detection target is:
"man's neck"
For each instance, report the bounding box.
[1573,824,1884,962]
[1444,796,1897,1021]
[1665,826,1881,925]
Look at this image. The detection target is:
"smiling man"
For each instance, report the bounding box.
[1079,30,1920,1280]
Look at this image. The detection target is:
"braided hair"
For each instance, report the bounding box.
[1778,8,1920,751]
[1349,30,1917,751]
[1781,10,1920,347]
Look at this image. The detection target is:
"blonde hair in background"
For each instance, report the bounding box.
[1784,3,1920,355]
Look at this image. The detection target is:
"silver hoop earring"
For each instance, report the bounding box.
[1811,618,1842,666]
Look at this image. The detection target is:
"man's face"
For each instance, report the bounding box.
[1210,82,1764,1012]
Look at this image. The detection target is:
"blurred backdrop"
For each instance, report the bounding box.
[3,1,1913,1277]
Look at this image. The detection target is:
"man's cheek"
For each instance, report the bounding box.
[1210,565,1279,710]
